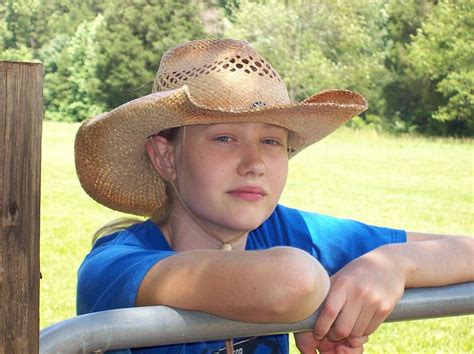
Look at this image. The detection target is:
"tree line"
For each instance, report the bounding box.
[1,0,472,136]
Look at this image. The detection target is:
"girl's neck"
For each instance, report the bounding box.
[160,210,249,252]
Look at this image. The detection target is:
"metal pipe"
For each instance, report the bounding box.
[40,282,474,354]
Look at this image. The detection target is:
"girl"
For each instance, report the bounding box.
[75,39,473,354]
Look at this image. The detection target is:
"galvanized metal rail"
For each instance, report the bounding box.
[40,282,474,353]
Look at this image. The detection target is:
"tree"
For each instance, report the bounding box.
[407,0,473,135]
[2,0,205,122]
[44,15,106,122]
[41,33,74,121]
[0,0,37,60]
[0,0,102,60]
[382,0,435,134]
[95,0,206,109]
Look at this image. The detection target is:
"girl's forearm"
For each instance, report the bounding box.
[137,247,330,323]
[376,236,474,288]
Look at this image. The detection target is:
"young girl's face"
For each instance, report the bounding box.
[171,122,289,234]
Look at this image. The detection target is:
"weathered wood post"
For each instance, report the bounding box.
[0,61,43,353]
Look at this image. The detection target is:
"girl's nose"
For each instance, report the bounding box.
[237,144,266,177]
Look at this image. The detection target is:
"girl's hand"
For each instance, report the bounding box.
[314,247,407,342]
[295,331,368,353]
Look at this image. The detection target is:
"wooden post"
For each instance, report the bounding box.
[0,61,43,353]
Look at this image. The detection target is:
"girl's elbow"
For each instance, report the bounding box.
[268,248,329,322]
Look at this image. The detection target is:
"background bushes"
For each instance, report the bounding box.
[1,0,472,136]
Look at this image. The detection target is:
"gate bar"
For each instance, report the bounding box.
[40,282,474,353]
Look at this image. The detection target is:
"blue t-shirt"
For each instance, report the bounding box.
[77,204,406,353]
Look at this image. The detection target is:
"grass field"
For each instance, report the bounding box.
[40,121,473,352]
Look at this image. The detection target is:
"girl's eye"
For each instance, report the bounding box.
[214,136,232,143]
[262,138,280,146]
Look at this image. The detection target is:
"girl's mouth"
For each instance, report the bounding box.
[227,186,266,201]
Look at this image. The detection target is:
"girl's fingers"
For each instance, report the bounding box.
[294,331,319,353]
[326,300,364,341]
[317,337,345,353]
[348,305,377,338]
[334,343,364,354]
[363,303,394,335]
[349,293,393,337]
[347,335,369,347]
[317,336,368,354]
[313,288,347,340]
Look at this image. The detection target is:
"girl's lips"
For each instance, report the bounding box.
[227,186,266,201]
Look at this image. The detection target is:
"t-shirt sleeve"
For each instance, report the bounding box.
[76,235,174,315]
[298,209,406,275]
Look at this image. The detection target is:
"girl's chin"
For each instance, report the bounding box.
[223,219,267,234]
[198,208,273,235]
[238,213,273,229]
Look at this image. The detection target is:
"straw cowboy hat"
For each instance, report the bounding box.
[75,39,368,217]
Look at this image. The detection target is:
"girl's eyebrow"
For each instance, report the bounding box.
[202,123,236,130]
[199,124,223,132]
[197,124,288,140]
[265,125,288,134]
[198,124,242,135]
[201,123,287,133]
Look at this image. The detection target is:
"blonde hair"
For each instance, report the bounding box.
[92,217,143,244]
[91,183,176,244]
[92,189,173,245]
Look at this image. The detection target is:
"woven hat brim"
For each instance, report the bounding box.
[75,86,368,216]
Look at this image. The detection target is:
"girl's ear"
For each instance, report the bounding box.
[146,135,177,181]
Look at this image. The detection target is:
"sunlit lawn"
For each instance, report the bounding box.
[40,122,473,352]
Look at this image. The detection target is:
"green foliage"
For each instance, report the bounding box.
[407,0,473,134]
[383,0,473,136]
[0,0,101,56]
[95,0,206,109]
[381,0,431,131]
[0,45,35,61]
[41,34,74,121]
[0,0,38,50]
[1,0,205,122]
[48,15,106,122]
[42,16,108,123]
[1,0,472,135]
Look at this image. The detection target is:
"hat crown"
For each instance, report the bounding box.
[153,39,290,110]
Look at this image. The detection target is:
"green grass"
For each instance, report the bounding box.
[40,122,473,352]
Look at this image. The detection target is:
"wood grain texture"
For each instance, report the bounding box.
[0,61,43,354]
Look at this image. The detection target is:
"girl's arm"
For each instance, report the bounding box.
[295,233,474,354]
[136,246,330,323]
[399,232,473,286]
